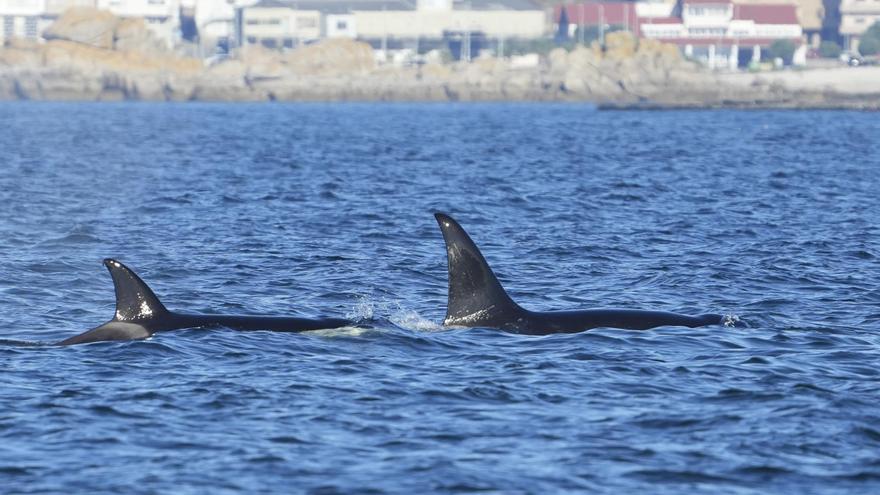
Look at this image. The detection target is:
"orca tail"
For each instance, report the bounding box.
[434,213,525,326]
[103,259,168,322]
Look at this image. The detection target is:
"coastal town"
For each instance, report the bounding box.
[0,0,878,106]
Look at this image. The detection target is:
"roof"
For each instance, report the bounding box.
[652,36,800,46]
[556,2,639,25]
[638,16,683,24]
[463,0,542,10]
[248,0,540,12]
[249,0,294,8]
[733,4,799,24]
[248,0,416,12]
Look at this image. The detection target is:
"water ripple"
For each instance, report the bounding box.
[0,104,878,493]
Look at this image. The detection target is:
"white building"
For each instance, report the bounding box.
[840,0,880,50]
[95,0,181,46]
[1,0,93,41]
[325,12,356,38]
[1,0,183,46]
[353,0,546,41]
[1,0,46,40]
[638,0,803,68]
[240,0,321,48]
[185,0,259,52]
[239,0,545,52]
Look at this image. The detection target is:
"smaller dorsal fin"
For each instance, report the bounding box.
[103,259,168,322]
[434,213,524,326]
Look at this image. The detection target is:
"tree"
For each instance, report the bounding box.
[859,36,880,56]
[767,39,796,65]
[818,41,841,58]
[859,21,880,56]
[555,8,570,43]
[864,21,880,42]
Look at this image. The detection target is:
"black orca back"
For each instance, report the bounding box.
[433,213,725,335]
[104,258,168,322]
[434,213,524,327]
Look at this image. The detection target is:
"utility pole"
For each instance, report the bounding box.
[381,3,387,64]
[579,3,584,45]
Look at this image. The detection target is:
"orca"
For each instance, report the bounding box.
[56,259,353,345]
[434,213,724,335]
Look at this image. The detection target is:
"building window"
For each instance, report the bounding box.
[3,16,13,38]
[283,38,294,48]
[246,36,257,44]
[261,38,277,49]
[147,0,165,4]
[687,27,725,37]
[856,17,866,23]
[25,17,37,38]
[336,20,347,30]
[246,18,281,25]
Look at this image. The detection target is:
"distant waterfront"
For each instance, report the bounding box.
[2,34,879,109]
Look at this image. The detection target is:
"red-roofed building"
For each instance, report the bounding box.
[556,2,640,30]
[556,1,804,68]
[735,4,800,24]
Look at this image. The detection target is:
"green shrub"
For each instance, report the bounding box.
[818,40,841,58]
[864,21,880,42]
[767,39,796,64]
[858,36,880,56]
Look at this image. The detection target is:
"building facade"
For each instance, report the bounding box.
[239,0,546,51]
[1,0,46,40]
[558,0,804,68]
[1,0,181,45]
[1,0,94,41]
[840,0,880,49]
[240,0,320,48]
[640,0,803,68]
[95,0,181,46]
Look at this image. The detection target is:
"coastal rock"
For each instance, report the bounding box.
[43,7,118,49]
[283,38,374,75]
[237,39,375,81]
[114,18,167,54]
[1,14,877,108]
[635,38,683,69]
[604,32,637,61]
[0,39,43,68]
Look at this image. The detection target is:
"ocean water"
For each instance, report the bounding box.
[1,102,879,494]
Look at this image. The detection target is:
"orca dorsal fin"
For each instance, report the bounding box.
[103,259,168,322]
[434,213,524,326]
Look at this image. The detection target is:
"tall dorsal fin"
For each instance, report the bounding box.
[434,213,524,326]
[103,259,168,322]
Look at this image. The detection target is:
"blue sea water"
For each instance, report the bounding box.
[1,102,879,494]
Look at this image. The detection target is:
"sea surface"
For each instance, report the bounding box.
[1,103,879,494]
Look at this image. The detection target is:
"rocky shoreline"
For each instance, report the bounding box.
[1,9,877,109]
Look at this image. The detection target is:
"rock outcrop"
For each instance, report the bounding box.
[1,12,878,108]
[42,7,118,49]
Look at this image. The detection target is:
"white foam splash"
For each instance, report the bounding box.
[346,295,443,332]
[389,308,443,332]
[345,295,375,321]
[306,326,372,338]
[722,314,741,327]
